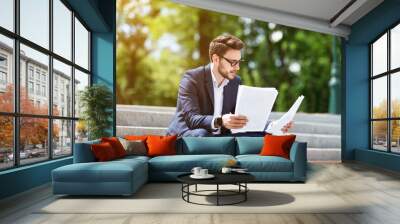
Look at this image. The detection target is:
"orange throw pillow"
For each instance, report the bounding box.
[124,135,148,141]
[101,137,126,158]
[146,135,177,157]
[260,135,296,159]
[91,142,117,161]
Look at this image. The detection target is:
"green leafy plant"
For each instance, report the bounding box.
[79,84,113,140]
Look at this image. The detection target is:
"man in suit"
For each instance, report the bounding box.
[167,34,292,137]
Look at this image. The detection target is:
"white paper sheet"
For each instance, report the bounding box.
[269,95,304,135]
[232,85,278,133]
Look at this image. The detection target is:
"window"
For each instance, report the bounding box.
[0,54,8,86]
[42,85,46,97]
[28,67,34,80]
[75,18,89,70]
[0,35,13,113]
[53,59,72,117]
[0,55,7,67]
[0,0,91,170]
[0,0,14,32]
[36,83,40,95]
[0,71,6,85]
[35,70,41,81]
[370,23,400,154]
[20,0,49,49]
[41,73,46,83]
[28,81,34,94]
[53,0,72,60]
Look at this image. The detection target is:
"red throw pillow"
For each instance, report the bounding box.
[101,137,126,158]
[124,135,148,141]
[146,135,177,157]
[91,142,117,161]
[260,135,296,159]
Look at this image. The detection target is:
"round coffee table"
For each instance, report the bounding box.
[177,172,255,206]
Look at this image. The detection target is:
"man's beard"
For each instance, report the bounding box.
[218,62,236,80]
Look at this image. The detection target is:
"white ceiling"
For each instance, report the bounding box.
[171,0,384,38]
[228,0,352,22]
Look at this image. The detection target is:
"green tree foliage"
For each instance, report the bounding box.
[117,0,341,113]
[79,84,113,140]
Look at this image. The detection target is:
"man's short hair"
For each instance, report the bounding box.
[209,34,244,62]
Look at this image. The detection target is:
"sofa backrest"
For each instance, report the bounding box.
[178,137,236,155]
[73,136,266,163]
[73,139,101,163]
[235,137,264,155]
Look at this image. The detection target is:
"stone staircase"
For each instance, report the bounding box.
[117,105,341,161]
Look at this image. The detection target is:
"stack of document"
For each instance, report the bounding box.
[232,86,278,133]
[268,95,304,135]
[232,85,304,135]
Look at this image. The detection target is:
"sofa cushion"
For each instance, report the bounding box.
[148,154,235,172]
[91,142,118,161]
[236,137,264,155]
[260,135,296,159]
[115,155,150,164]
[124,135,148,141]
[180,137,235,155]
[52,159,147,183]
[101,137,127,158]
[236,155,293,172]
[119,138,147,156]
[147,135,177,157]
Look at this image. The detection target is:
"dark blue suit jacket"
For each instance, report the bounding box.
[167,64,240,137]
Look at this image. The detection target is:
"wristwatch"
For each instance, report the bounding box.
[214,117,223,128]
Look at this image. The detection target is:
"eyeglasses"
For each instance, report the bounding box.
[221,56,245,67]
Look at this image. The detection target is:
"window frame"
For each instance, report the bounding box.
[369,20,400,154]
[0,0,92,171]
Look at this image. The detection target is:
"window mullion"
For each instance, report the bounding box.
[388,30,391,152]
[13,0,20,167]
[48,0,54,160]
[71,11,76,154]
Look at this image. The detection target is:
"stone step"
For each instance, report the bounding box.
[118,104,176,112]
[117,110,174,128]
[117,113,341,135]
[117,126,168,137]
[293,133,341,148]
[117,105,341,124]
[116,126,340,148]
[290,121,340,135]
[269,112,341,124]
[116,105,341,128]
[307,148,341,161]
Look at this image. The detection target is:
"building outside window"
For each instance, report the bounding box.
[0,0,91,170]
[370,23,400,154]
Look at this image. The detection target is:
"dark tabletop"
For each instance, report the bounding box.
[177,172,255,185]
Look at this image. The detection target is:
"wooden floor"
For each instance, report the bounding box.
[1,162,400,224]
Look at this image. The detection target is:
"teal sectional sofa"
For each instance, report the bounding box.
[52,137,307,196]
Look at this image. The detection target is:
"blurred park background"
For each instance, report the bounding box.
[116,0,342,113]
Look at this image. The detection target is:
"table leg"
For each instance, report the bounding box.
[217,184,219,206]
[195,184,197,192]
[245,183,247,201]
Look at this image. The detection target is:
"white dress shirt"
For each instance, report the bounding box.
[210,63,229,134]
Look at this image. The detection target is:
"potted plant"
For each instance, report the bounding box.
[79,84,113,140]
